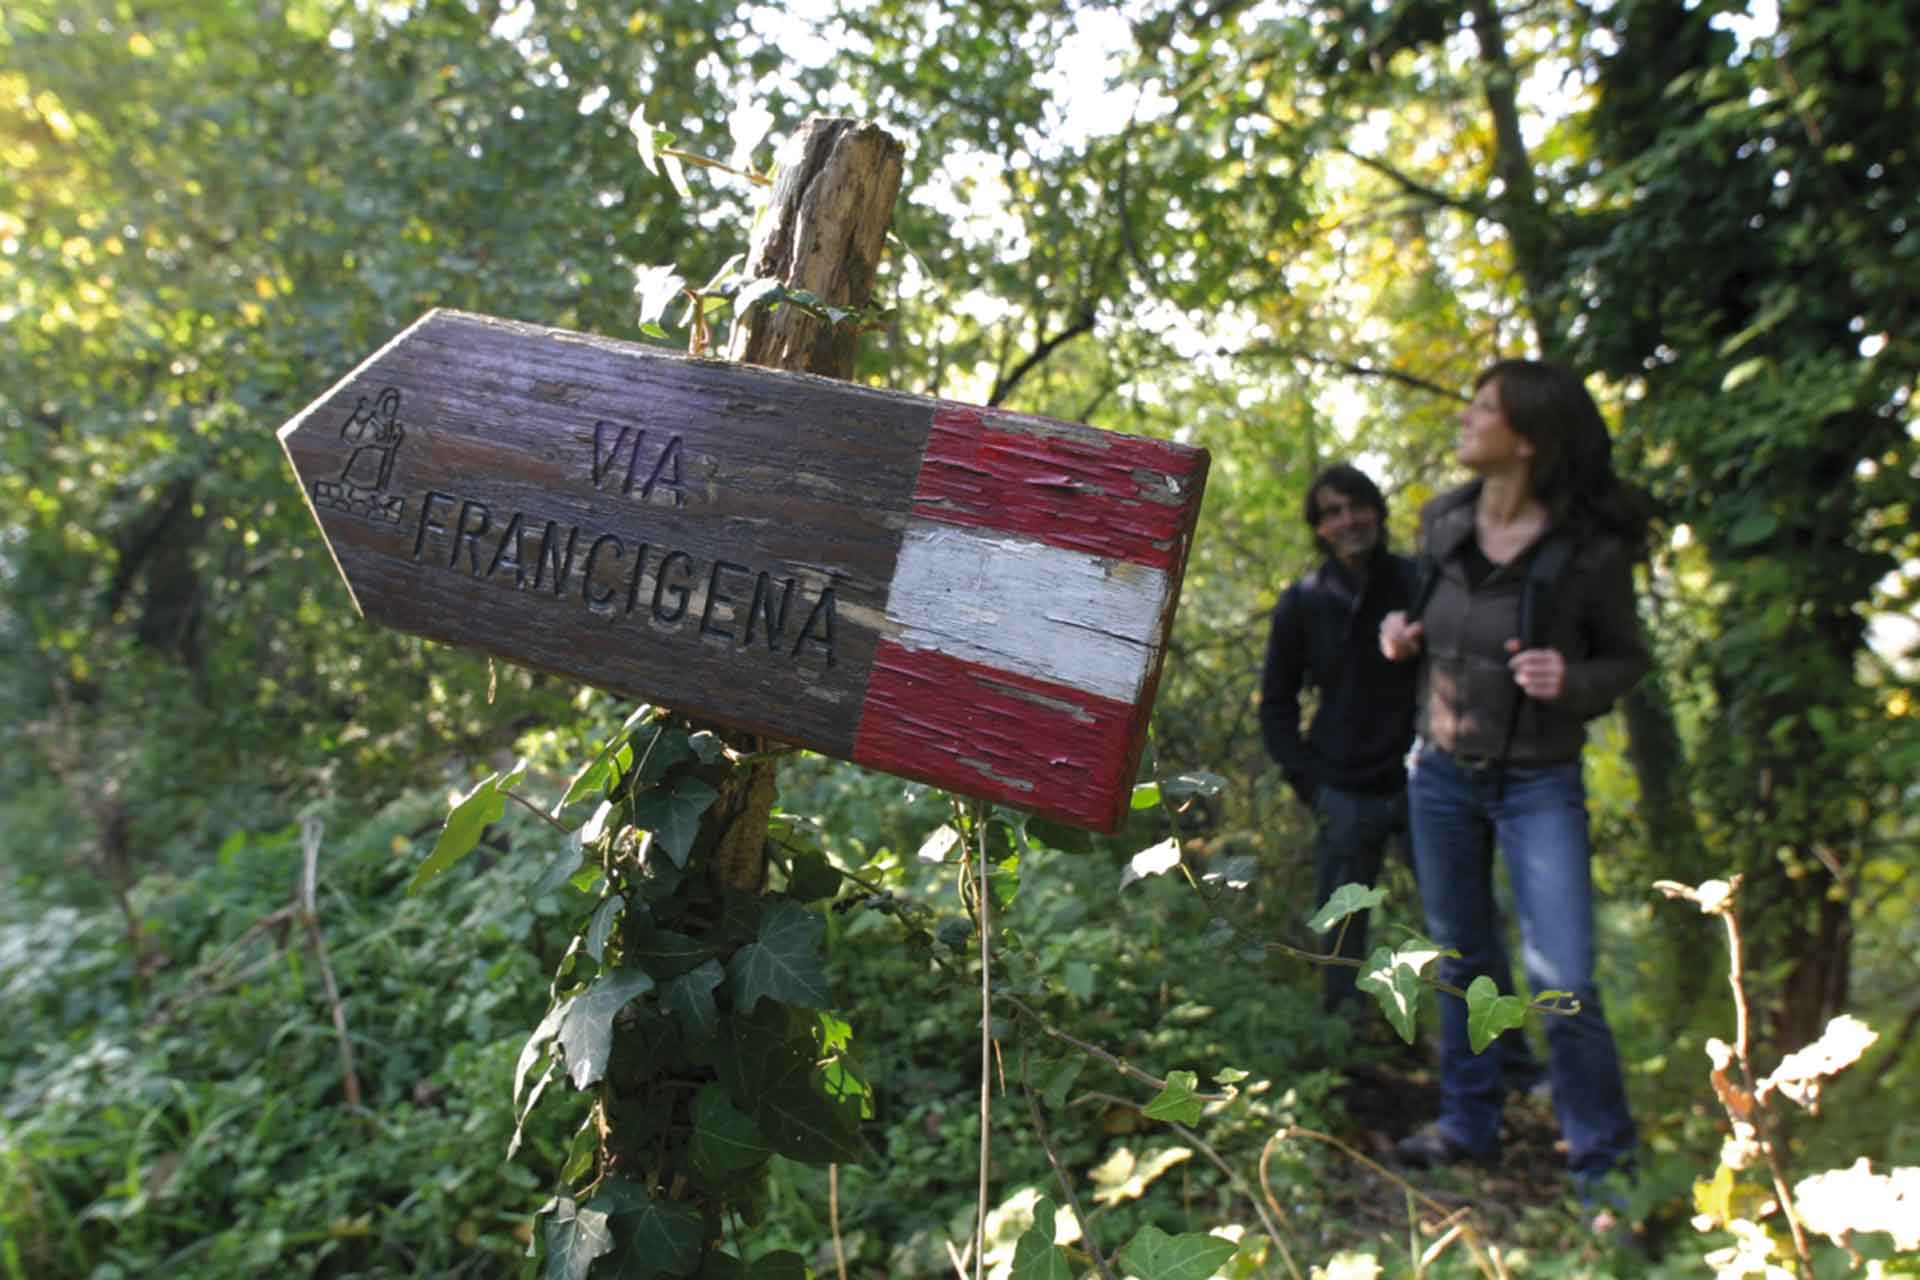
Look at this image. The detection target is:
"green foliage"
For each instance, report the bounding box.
[1464,977,1530,1054]
[439,708,870,1274]
[1115,1225,1240,1280]
[0,800,581,1278]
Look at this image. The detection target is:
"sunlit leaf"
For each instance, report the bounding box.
[586,894,625,962]
[1113,1224,1236,1280]
[1142,1070,1203,1125]
[726,96,775,172]
[1357,942,1446,1043]
[1465,975,1529,1052]
[410,772,506,893]
[1011,1199,1073,1280]
[628,104,663,173]
[557,969,656,1089]
[916,824,961,863]
[635,264,685,329]
[1120,837,1181,889]
[1089,1146,1192,1206]
[1306,882,1388,933]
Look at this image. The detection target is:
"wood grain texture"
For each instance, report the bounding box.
[725,118,904,377]
[280,307,1209,829]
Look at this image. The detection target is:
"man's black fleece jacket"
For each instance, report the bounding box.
[1259,545,1419,803]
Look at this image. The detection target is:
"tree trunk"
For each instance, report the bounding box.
[702,115,905,892]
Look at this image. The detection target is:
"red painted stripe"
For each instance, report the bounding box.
[912,406,1205,571]
[852,640,1142,831]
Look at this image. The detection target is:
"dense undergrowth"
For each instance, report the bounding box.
[4,716,1914,1278]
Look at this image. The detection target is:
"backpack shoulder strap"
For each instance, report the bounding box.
[1518,534,1578,650]
[1405,552,1441,624]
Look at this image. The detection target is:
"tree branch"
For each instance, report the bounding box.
[1334,145,1488,219]
[988,307,1098,407]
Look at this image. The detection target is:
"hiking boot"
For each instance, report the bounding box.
[1395,1124,1498,1169]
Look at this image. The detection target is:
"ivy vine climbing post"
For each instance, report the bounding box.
[700,116,906,896]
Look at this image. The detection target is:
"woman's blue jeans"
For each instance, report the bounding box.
[1407,745,1636,1179]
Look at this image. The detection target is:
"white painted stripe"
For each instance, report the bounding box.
[883,520,1168,704]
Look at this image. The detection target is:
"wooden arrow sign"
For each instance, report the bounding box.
[279,309,1208,831]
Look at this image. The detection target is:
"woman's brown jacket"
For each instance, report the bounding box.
[1412,483,1651,765]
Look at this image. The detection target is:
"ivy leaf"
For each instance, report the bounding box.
[1023,816,1095,854]
[784,848,841,902]
[1307,883,1388,933]
[721,1011,867,1164]
[557,709,650,812]
[916,824,961,863]
[1011,1199,1073,1280]
[532,831,589,898]
[1113,1225,1237,1280]
[632,776,719,867]
[539,1197,613,1280]
[630,928,717,981]
[987,848,1020,914]
[628,104,665,174]
[1035,1057,1084,1112]
[1466,975,1530,1052]
[1090,1146,1192,1206]
[734,276,784,316]
[727,901,829,1011]
[515,998,575,1110]
[661,152,692,200]
[509,1060,560,1161]
[661,959,725,1046]
[635,263,686,330]
[586,894,625,963]
[410,771,506,893]
[1119,837,1181,889]
[689,1083,774,1183]
[585,1179,706,1280]
[633,723,697,784]
[1357,942,1446,1043]
[557,969,656,1090]
[1159,771,1227,800]
[561,1119,596,1184]
[1142,1070,1203,1125]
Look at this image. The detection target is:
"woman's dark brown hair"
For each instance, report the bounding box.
[1477,359,1647,550]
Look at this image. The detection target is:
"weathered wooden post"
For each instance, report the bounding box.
[704,117,906,895]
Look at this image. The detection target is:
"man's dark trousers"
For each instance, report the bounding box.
[1312,782,1405,1011]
